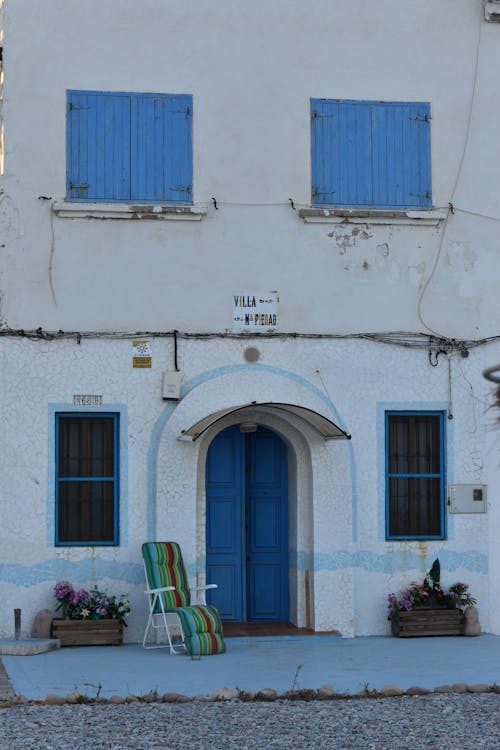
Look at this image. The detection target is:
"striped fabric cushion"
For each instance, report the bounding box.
[176,606,226,656]
[142,541,226,655]
[142,542,190,609]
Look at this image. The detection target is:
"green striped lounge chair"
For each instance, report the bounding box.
[141,542,225,656]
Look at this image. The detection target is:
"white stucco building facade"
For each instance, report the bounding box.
[1,0,500,641]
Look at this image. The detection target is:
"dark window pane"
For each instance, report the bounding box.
[58,481,115,543]
[56,414,118,545]
[388,415,440,475]
[388,477,441,537]
[388,418,409,474]
[88,420,114,476]
[387,413,443,539]
[59,417,114,477]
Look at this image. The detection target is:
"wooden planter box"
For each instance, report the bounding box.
[51,618,123,646]
[390,608,465,637]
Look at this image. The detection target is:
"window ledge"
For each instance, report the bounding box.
[485,1,500,21]
[53,202,207,221]
[297,207,446,226]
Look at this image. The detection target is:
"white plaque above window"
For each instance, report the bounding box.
[73,395,103,406]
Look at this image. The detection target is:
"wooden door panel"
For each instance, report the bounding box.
[247,429,288,622]
[205,563,240,621]
[206,426,244,621]
[250,498,281,550]
[247,563,282,621]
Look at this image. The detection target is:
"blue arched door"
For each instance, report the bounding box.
[206,425,289,622]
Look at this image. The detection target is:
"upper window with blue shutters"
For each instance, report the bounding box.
[311,99,432,210]
[66,91,193,204]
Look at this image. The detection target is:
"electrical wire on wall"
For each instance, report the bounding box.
[1,326,498,352]
[457,357,486,436]
[37,196,57,305]
[48,200,57,306]
[417,207,451,338]
[447,354,454,420]
[416,10,484,337]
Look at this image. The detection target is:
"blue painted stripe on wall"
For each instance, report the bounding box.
[306,550,487,575]
[0,548,487,589]
[146,403,177,540]
[0,560,144,588]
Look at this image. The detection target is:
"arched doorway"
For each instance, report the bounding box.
[205,424,289,622]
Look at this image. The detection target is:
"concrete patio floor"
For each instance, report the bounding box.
[2,633,500,700]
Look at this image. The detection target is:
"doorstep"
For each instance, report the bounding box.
[0,638,61,656]
[223,622,340,637]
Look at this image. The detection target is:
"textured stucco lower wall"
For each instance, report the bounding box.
[0,334,497,640]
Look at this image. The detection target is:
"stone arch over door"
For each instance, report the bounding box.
[153,365,354,634]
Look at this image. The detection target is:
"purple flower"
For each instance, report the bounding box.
[53,580,131,621]
[69,589,89,606]
[54,581,73,600]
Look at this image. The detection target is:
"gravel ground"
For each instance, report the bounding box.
[0,694,499,750]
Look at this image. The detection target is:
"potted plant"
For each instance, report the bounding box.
[51,581,131,646]
[387,559,476,637]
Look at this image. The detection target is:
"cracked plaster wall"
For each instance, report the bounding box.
[0,335,498,641]
[1,0,500,640]
[1,0,500,338]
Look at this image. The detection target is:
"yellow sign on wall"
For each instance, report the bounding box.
[132,340,152,368]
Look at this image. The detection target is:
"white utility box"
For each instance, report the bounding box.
[447,484,487,514]
[162,371,182,401]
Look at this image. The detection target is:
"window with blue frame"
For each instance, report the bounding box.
[311,99,432,209]
[386,412,445,540]
[56,413,119,545]
[66,90,193,203]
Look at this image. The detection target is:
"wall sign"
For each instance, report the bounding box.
[232,292,278,331]
[132,340,152,368]
[73,395,103,406]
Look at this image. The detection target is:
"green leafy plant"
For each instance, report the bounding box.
[54,581,131,623]
[387,558,476,613]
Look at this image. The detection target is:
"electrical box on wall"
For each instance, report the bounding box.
[448,485,487,514]
[162,371,182,401]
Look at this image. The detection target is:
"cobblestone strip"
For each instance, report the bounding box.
[0,659,15,702]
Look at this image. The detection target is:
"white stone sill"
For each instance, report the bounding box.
[485,1,500,21]
[52,202,207,221]
[298,208,446,226]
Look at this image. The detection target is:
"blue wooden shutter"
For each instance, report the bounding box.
[67,91,192,203]
[67,91,131,201]
[311,99,431,209]
[130,94,192,203]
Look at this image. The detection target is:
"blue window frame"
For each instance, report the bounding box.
[66,90,193,204]
[55,413,119,546]
[385,412,445,540]
[311,99,432,209]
